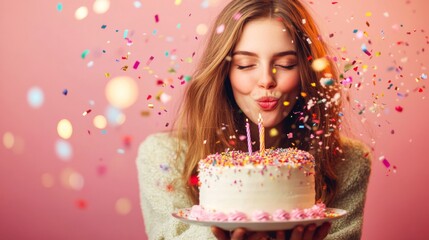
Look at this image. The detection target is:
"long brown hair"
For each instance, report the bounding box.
[175,0,342,206]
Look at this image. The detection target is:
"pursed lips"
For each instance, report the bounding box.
[256,97,279,111]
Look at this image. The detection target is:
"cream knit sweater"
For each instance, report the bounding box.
[136,132,371,240]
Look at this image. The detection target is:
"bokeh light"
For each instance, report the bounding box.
[133,1,142,8]
[3,132,14,149]
[196,24,208,35]
[115,198,132,215]
[311,58,329,72]
[93,115,107,129]
[105,76,139,109]
[106,105,126,126]
[41,173,54,188]
[57,119,73,139]
[69,171,85,191]
[61,168,84,190]
[27,87,44,108]
[55,139,72,161]
[93,0,110,14]
[75,6,89,20]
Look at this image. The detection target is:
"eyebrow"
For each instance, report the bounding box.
[231,50,297,57]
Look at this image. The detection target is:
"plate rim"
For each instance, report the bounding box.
[171,207,347,231]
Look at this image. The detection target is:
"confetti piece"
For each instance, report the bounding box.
[146,56,154,65]
[300,92,307,97]
[174,0,182,5]
[233,12,242,20]
[57,3,63,12]
[379,156,391,168]
[283,101,290,106]
[272,68,277,74]
[133,61,140,69]
[101,24,107,29]
[361,44,371,56]
[216,24,225,34]
[62,89,68,95]
[123,29,128,39]
[81,49,90,59]
[117,148,125,154]
[320,77,334,87]
[287,133,293,139]
[184,75,192,82]
[189,175,199,186]
[421,73,427,80]
[365,12,372,17]
[82,109,92,116]
[155,14,159,23]
[394,106,403,112]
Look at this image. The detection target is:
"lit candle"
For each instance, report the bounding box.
[258,113,265,156]
[245,118,252,155]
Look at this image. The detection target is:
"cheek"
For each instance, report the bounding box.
[229,72,255,95]
[276,72,300,93]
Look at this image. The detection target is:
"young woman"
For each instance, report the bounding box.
[136,0,371,239]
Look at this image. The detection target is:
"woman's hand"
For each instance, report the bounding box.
[211,227,270,240]
[211,222,331,240]
[287,222,331,240]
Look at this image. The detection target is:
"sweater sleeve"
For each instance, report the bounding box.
[326,138,372,240]
[136,133,216,240]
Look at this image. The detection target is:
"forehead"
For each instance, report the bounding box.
[233,18,296,54]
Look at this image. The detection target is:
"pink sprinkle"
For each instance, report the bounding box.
[382,159,391,168]
[379,156,391,168]
[363,49,372,56]
[233,12,242,20]
[133,61,140,69]
[395,106,403,112]
[146,56,154,65]
[216,24,225,34]
[287,133,293,139]
[147,95,152,100]
[155,14,159,23]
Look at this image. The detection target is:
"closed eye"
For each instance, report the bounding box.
[274,64,297,70]
[236,65,256,70]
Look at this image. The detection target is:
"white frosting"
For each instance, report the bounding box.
[199,162,315,216]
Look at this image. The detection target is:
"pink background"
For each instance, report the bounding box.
[0,0,428,239]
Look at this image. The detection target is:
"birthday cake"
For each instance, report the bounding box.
[189,148,326,222]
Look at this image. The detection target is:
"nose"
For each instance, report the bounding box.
[257,66,277,89]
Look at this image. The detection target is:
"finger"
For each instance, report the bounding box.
[247,232,270,240]
[276,230,286,240]
[313,222,332,240]
[302,224,316,240]
[231,228,247,240]
[211,226,228,240]
[289,225,304,240]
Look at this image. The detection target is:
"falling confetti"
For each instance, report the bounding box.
[57,3,63,12]
[81,49,90,59]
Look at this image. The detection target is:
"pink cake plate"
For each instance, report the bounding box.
[172,208,347,231]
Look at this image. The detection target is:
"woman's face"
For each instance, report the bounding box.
[229,18,300,128]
